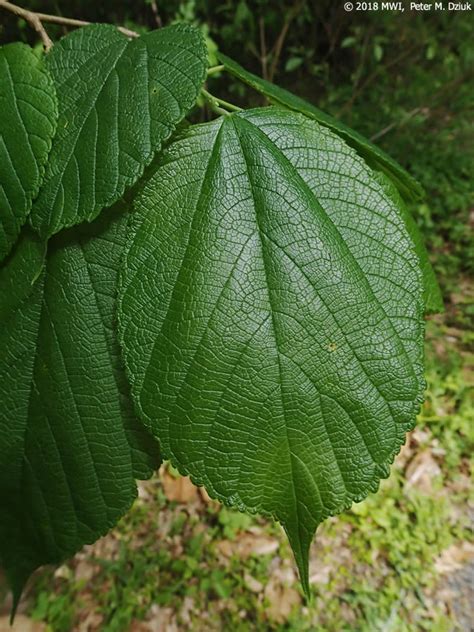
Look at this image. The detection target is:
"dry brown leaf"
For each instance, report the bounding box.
[53,564,72,580]
[129,622,151,632]
[405,450,442,493]
[144,605,179,632]
[77,610,104,632]
[0,615,46,632]
[82,533,121,560]
[75,560,99,583]
[179,596,195,626]
[217,534,279,559]
[137,479,159,502]
[198,486,218,507]
[308,563,331,585]
[244,573,264,593]
[161,471,198,503]
[435,542,474,574]
[264,581,301,623]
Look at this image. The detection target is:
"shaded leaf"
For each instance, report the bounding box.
[374,172,443,314]
[0,43,57,261]
[0,207,160,604]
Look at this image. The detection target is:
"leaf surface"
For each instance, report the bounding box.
[374,172,443,314]
[0,208,160,603]
[30,24,207,238]
[118,109,425,592]
[218,53,442,313]
[0,43,57,261]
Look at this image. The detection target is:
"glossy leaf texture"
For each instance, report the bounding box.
[30,23,208,238]
[0,43,57,262]
[217,53,443,314]
[0,207,160,605]
[118,109,425,593]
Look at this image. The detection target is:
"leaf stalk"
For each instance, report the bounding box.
[201,88,242,116]
[207,64,225,76]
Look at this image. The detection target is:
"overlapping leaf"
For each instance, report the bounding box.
[118,108,425,592]
[0,208,160,604]
[30,23,207,238]
[217,53,443,314]
[0,43,57,261]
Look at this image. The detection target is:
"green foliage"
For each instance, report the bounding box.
[218,52,425,202]
[0,43,57,260]
[0,208,161,604]
[30,23,208,238]
[23,329,472,630]
[0,13,442,614]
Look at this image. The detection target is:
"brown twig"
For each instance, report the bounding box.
[259,16,268,81]
[338,42,419,116]
[149,0,162,28]
[268,19,290,83]
[0,0,139,51]
[267,1,304,83]
[0,0,53,50]
[369,69,474,141]
[370,107,423,142]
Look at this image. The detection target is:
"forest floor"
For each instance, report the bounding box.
[1,279,472,632]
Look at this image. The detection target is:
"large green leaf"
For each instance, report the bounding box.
[30,23,207,238]
[0,208,160,604]
[217,53,443,314]
[118,109,425,593]
[0,43,57,262]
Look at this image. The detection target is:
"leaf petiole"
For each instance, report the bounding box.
[207,64,225,76]
[200,88,242,116]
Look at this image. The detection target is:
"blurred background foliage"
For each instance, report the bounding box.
[0,1,472,631]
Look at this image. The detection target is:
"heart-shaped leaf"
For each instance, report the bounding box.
[0,43,57,261]
[0,208,160,605]
[30,23,207,238]
[118,109,425,592]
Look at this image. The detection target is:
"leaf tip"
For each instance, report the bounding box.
[4,568,29,625]
[282,519,316,602]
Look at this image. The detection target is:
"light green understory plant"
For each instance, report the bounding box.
[0,3,443,617]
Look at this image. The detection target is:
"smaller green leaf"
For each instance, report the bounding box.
[285,57,303,72]
[341,36,357,49]
[30,23,208,238]
[373,43,384,62]
[0,43,57,262]
[217,52,424,201]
